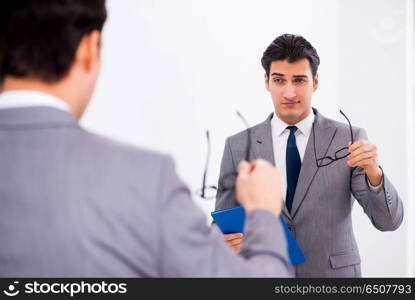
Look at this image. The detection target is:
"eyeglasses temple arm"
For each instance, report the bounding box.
[201,130,211,198]
[339,109,354,144]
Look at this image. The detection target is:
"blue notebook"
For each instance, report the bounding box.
[211,206,306,265]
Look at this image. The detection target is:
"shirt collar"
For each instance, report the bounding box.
[0,90,71,113]
[271,109,315,137]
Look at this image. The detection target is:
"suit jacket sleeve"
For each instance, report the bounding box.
[351,128,404,231]
[156,156,293,277]
[215,137,238,211]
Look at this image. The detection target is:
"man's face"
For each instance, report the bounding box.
[265,58,318,125]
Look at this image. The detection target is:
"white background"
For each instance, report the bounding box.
[81,0,414,277]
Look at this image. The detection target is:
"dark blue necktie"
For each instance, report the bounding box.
[286,126,301,213]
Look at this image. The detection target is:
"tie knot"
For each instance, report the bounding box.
[287,126,298,134]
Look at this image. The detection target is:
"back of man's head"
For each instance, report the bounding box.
[0,0,107,85]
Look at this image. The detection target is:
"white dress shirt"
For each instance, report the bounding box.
[271,110,315,203]
[0,90,71,112]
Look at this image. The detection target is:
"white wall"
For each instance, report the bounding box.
[406,0,415,278]
[337,0,408,277]
[81,0,411,277]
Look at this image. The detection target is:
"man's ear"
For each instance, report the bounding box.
[74,30,101,73]
[312,73,319,92]
[264,73,270,91]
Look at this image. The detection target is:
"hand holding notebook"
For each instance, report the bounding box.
[212,206,306,265]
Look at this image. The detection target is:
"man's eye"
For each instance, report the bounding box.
[294,79,306,83]
[274,78,284,83]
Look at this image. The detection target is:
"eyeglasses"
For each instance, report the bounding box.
[196,111,252,200]
[313,109,354,167]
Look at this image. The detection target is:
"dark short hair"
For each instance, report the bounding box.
[261,33,320,78]
[0,0,107,84]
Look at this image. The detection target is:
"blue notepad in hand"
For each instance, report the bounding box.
[211,206,306,265]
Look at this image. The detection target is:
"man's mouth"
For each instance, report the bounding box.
[282,101,300,107]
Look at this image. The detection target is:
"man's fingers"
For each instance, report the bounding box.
[348,157,375,167]
[349,140,371,152]
[223,233,243,241]
[348,140,365,152]
[348,145,376,161]
[228,239,243,247]
[251,158,268,169]
[235,156,282,217]
[348,158,371,168]
[348,152,376,166]
[232,244,242,253]
[250,159,277,176]
[237,160,252,177]
[349,144,373,157]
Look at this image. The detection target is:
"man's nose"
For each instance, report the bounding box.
[282,85,297,100]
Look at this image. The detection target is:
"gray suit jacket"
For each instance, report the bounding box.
[215,108,404,277]
[0,107,293,277]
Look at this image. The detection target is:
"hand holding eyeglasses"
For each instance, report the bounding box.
[222,159,283,253]
[236,159,283,217]
[347,140,383,186]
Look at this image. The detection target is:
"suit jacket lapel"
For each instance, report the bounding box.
[290,108,337,219]
[251,113,292,221]
[251,113,275,165]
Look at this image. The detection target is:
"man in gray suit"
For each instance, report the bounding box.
[216,34,404,277]
[0,0,293,277]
